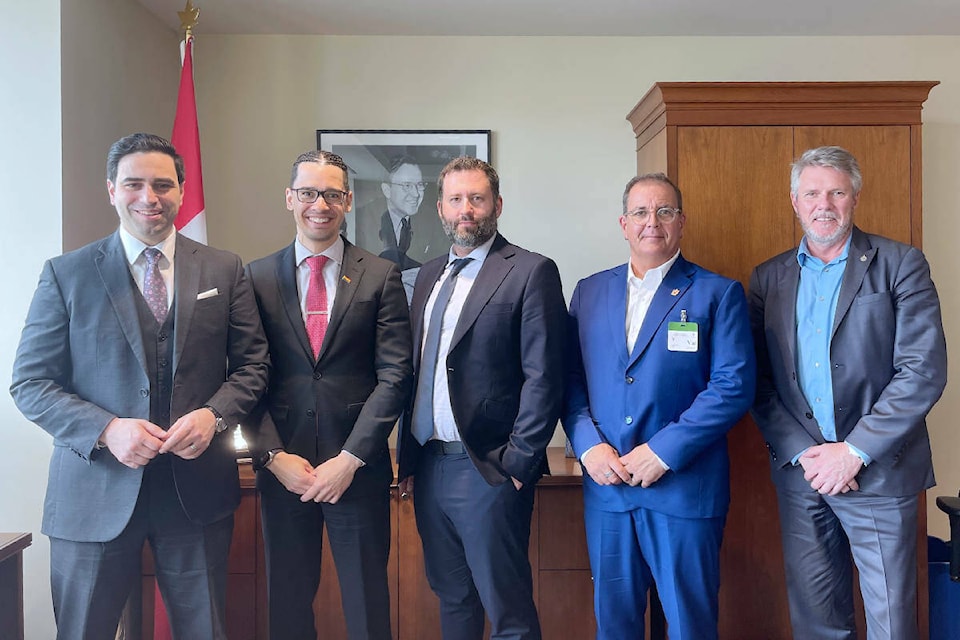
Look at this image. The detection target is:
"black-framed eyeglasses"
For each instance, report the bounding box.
[624,207,682,223]
[292,188,348,205]
[389,182,427,193]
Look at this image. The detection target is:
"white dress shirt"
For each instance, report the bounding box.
[294,236,344,324]
[421,235,496,442]
[119,226,176,310]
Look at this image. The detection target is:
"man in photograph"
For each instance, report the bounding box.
[379,154,427,270]
[10,132,270,639]
[246,149,412,639]
[750,145,947,639]
[397,156,566,640]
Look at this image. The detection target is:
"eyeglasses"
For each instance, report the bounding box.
[389,182,427,193]
[292,188,348,205]
[624,207,682,223]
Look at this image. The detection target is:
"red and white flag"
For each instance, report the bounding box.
[171,35,207,244]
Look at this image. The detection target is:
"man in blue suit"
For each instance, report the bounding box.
[563,173,755,640]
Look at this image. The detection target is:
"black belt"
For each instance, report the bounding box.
[422,440,466,455]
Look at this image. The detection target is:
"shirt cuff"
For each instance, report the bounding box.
[845,442,871,466]
[341,449,366,466]
[651,450,670,471]
[791,447,811,466]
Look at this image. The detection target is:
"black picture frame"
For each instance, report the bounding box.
[317,129,491,279]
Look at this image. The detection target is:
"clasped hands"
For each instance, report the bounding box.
[268,450,362,504]
[100,407,218,469]
[583,442,666,488]
[798,442,863,496]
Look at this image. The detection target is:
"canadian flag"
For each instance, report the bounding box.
[171,35,207,243]
[151,34,207,640]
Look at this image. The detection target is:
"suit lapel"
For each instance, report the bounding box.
[449,235,513,351]
[172,234,201,376]
[832,228,875,338]
[605,265,630,369]
[775,251,801,371]
[627,257,693,369]
[317,241,364,362]
[275,243,315,362]
[96,232,148,375]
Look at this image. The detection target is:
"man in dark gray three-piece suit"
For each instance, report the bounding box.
[750,146,947,640]
[10,133,270,640]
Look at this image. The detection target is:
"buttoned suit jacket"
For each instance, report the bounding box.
[749,226,947,495]
[10,231,270,542]
[563,255,756,518]
[246,238,412,495]
[396,233,567,487]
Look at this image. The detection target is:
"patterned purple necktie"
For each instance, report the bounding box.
[142,248,168,323]
[305,255,330,358]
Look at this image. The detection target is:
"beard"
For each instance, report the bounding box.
[441,214,498,249]
[799,210,852,247]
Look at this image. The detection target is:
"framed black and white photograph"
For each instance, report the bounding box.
[317,129,491,297]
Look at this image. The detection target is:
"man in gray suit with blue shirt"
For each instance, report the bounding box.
[10,133,270,639]
[750,146,947,640]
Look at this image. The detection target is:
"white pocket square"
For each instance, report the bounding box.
[197,288,220,300]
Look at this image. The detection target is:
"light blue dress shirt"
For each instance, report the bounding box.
[795,235,871,465]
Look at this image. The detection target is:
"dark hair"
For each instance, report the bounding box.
[622,173,682,214]
[291,150,351,189]
[386,154,419,178]
[437,156,500,201]
[106,133,184,184]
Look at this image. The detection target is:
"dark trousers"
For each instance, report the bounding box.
[49,458,234,640]
[259,469,392,640]
[414,449,540,640]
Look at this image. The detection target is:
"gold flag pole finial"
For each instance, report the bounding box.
[178,0,200,40]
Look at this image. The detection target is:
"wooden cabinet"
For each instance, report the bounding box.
[135,449,597,639]
[626,81,937,639]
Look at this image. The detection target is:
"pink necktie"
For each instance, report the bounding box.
[142,248,168,323]
[305,255,330,358]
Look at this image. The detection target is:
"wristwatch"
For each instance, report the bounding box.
[257,448,283,470]
[203,405,227,433]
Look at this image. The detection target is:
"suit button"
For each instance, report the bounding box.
[625,416,633,425]
[625,376,634,384]
[306,409,316,417]
[805,412,813,419]
[140,389,149,397]
[158,333,167,341]
[313,372,322,380]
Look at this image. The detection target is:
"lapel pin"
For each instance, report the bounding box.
[860,255,867,262]
[341,275,352,283]
[671,289,680,296]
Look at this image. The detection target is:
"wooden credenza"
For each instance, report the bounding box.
[134,448,598,639]
[0,532,32,640]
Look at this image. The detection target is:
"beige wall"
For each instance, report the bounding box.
[195,35,960,539]
[1,0,177,636]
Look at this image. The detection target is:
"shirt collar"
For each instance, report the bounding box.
[797,233,852,267]
[295,235,344,267]
[446,233,496,267]
[118,226,176,266]
[627,250,680,289]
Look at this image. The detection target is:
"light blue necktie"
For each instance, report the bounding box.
[411,258,472,444]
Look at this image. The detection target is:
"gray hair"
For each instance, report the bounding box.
[622,173,682,214]
[790,146,862,196]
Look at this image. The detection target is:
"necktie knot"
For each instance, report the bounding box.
[143,247,162,266]
[447,257,472,278]
[306,254,329,272]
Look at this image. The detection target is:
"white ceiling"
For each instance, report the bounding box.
[136,0,960,37]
